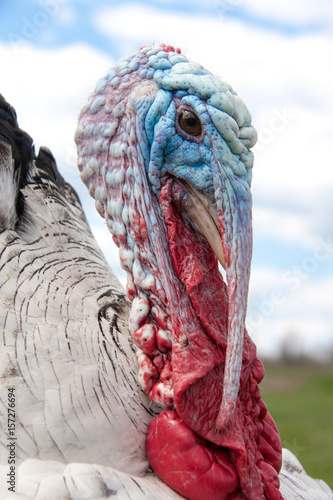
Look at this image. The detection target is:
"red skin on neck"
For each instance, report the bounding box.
[146,181,282,500]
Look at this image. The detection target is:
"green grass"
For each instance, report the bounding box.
[261,362,333,488]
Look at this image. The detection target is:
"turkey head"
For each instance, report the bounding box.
[75,44,282,500]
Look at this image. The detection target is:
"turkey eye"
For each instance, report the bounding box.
[178,110,202,136]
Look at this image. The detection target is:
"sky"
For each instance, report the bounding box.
[0,0,332,360]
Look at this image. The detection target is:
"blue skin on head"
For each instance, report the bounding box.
[78,44,256,208]
[129,57,255,201]
[147,93,216,195]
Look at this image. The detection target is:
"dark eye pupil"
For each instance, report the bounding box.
[187,117,197,128]
[179,110,202,136]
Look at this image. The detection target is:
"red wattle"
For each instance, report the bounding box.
[146,410,241,500]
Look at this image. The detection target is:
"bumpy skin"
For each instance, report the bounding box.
[75,44,282,499]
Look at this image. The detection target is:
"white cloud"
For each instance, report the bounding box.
[253,205,313,247]
[0,42,112,159]
[57,4,77,26]
[289,276,333,315]
[250,317,333,361]
[235,0,333,27]
[247,263,333,359]
[249,266,284,296]
[253,106,333,190]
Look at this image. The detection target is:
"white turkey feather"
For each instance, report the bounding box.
[0,141,17,229]
[0,451,332,500]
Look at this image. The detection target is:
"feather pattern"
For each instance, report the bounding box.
[0,141,17,229]
[0,450,332,500]
[0,107,157,477]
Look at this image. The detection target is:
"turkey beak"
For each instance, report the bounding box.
[177,181,226,270]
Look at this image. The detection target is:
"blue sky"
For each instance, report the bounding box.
[1,0,332,359]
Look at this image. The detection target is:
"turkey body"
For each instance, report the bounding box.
[0,101,155,476]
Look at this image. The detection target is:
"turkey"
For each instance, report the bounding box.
[0,44,331,500]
